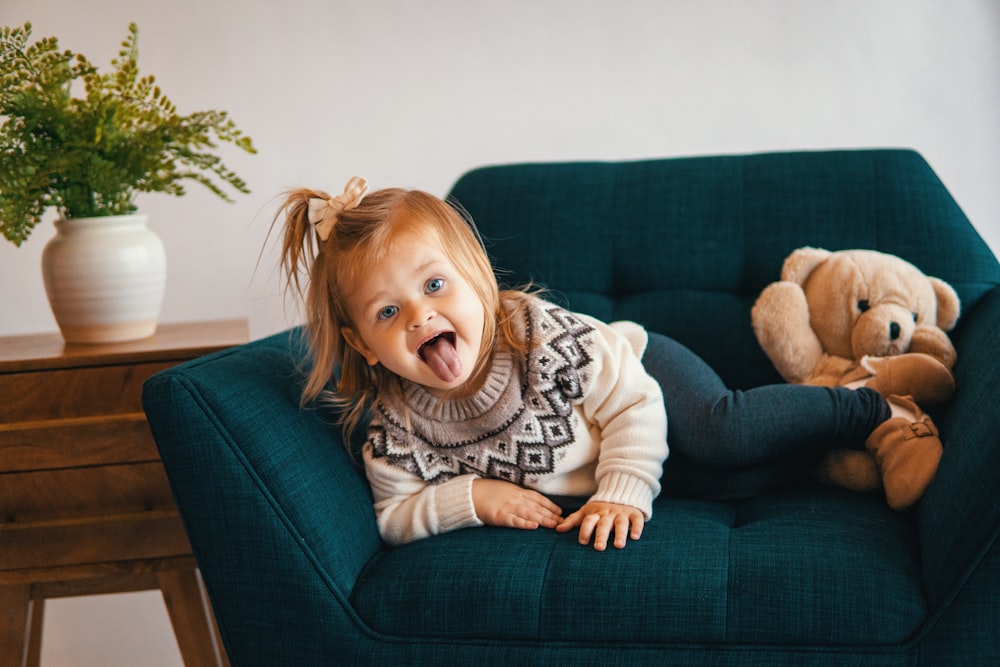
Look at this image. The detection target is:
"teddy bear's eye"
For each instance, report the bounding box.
[912,312,918,323]
[857,300,870,313]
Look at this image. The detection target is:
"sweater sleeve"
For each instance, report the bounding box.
[576,316,669,518]
[363,442,483,545]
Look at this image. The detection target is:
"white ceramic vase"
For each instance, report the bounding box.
[41,214,167,344]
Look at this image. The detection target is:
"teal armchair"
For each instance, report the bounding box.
[143,149,1000,665]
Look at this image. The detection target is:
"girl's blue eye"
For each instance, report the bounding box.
[426,278,444,293]
[378,305,398,320]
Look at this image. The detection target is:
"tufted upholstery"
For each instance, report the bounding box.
[144,150,1000,665]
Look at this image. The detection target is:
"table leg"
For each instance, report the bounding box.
[157,569,229,667]
[0,584,32,667]
[24,598,44,667]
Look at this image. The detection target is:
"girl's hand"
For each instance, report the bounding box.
[555,501,645,551]
[472,479,564,530]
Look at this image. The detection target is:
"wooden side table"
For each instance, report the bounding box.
[0,320,248,667]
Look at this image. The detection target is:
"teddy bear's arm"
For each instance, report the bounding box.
[751,280,827,383]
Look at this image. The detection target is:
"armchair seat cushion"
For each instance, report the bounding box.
[352,490,924,646]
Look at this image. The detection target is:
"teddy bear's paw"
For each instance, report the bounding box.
[909,327,958,370]
[815,449,882,493]
[751,281,823,383]
[865,396,943,510]
[862,353,956,405]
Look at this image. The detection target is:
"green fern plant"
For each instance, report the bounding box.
[0,22,256,246]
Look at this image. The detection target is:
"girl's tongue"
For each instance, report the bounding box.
[421,334,462,382]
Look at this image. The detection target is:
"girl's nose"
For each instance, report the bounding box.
[407,302,435,329]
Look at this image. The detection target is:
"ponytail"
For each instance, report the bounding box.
[273,188,342,404]
[272,184,380,447]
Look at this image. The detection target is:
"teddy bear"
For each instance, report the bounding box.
[751,247,961,510]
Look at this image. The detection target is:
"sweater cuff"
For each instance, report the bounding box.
[436,474,484,533]
[591,471,656,519]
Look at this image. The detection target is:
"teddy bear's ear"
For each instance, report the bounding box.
[929,276,961,331]
[780,247,831,285]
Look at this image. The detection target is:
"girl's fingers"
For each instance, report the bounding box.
[613,514,633,548]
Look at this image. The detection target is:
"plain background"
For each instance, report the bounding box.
[1,1,998,664]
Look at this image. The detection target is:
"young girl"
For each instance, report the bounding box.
[276,177,891,551]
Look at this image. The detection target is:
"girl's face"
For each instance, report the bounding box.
[342,233,487,398]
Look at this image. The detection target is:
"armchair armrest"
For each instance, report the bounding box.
[142,330,382,662]
[919,285,1000,606]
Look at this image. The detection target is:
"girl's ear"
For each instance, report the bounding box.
[341,327,379,366]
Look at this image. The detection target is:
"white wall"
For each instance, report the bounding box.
[2,0,999,342]
[1,1,998,664]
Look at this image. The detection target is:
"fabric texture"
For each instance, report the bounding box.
[143,149,1000,665]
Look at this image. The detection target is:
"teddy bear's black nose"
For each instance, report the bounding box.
[890,322,901,340]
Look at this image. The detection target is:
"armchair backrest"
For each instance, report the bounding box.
[448,149,999,389]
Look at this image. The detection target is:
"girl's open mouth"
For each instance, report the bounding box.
[418,331,462,382]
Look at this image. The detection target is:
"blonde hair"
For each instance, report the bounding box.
[275,185,534,440]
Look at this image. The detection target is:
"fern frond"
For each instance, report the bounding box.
[0,21,255,245]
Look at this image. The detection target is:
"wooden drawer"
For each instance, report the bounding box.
[0,361,173,473]
[0,511,192,572]
[1,463,175,523]
[0,462,188,574]
[0,361,175,422]
[0,414,159,473]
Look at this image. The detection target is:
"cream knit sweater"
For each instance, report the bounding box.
[363,296,669,546]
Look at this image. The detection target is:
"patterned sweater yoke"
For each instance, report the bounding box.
[368,298,601,486]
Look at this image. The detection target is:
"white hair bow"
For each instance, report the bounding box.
[307,176,369,241]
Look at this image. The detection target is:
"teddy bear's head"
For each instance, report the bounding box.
[781,247,960,361]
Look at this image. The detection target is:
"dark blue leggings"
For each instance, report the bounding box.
[641,333,885,499]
